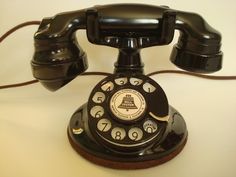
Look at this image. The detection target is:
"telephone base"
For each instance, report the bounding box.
[67,104,187,169]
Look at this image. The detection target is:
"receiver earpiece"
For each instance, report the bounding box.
[170,11,222,73]
[31,13,88,91]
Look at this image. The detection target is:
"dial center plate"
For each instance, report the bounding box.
[110,89,146,121]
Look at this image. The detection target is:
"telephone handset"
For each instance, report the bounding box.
[31,4,222,169]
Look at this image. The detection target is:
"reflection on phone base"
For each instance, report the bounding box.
[68,105,187,169]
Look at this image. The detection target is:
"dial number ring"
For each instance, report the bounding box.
[88,74,168,150]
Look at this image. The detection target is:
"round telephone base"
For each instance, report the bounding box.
[67,105,187,169]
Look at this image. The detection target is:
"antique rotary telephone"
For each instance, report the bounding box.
[31,4,222,169]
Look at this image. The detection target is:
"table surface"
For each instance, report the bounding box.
[1,1,236,177]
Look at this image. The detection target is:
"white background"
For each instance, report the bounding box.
[0,0,236,177]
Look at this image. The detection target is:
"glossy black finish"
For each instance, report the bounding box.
[171,10,222,73]
[31,4,222,91]
[66,72,187,169]
[68,104,187,168]
[87,74,169,152]
[31,34,88,91]
[31,3,223,169]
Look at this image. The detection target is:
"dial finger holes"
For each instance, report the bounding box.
[115,77,128,85]
[97,118,112,132]
[128,127,143,141]
[130,78,143,86]
[143,120,158,133]
[101,81,114,92]
[143,82,156,93]
[90,106,104,118]
[92,92,105,103]
[111,127,126,140]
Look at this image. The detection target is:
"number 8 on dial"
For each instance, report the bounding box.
[111,127,126,140]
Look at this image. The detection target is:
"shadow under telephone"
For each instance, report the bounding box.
[30,4,222,169]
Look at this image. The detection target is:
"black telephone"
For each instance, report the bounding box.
[31,4,222,169]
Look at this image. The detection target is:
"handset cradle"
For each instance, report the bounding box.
[31,4,222,169]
